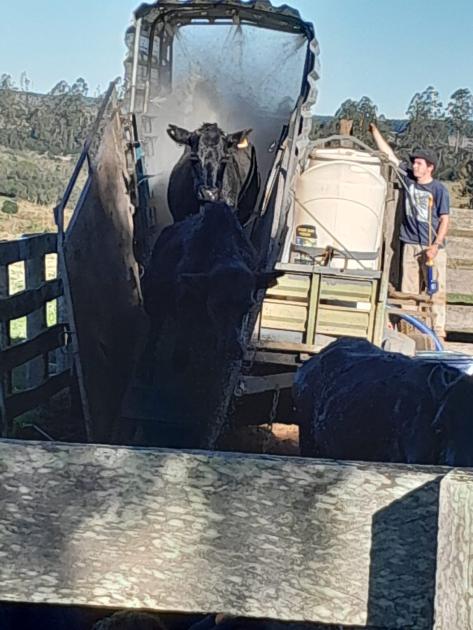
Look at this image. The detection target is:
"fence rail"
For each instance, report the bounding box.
[0,233,73,438]
[445,207,473,335]
[0,441,470,630]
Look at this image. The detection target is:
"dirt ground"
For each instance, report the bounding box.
[219,423,300,456]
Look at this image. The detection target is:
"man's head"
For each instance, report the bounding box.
[410,148,437,181]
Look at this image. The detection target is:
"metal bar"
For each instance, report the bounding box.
[0,279,63,322]
[56,230,92,443]
[143,21,156,113]
[0,324,67,373]
[0,234,57,266]
[253,339,317,354]
[238,372,294,395]
[275,262,382,279]
[305,272,320,345]
[5,370,71,420]
[54,80,117,233]
[25,256,48,388]
[367,279,378,343]
[0,264,9,437]
[137,4,313,37]
[129,18,143,113]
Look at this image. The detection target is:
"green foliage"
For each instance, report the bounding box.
[406,85,444,121]
[1,198,18,214]
[395,86,473,180]
[312,85,473,185]
[447,88,473,155]
[1,72,472,209]
[461,159,473,206]
[313,96,393,147]
[0,75,102,207]
[0,147,84,207]
[0,78,98,156]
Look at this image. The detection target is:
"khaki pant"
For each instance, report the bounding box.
[401,243,447,337]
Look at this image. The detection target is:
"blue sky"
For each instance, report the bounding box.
[0,0,471,118]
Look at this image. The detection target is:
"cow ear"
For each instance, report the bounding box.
[179,272,208,296]
[167,124,192,145]
[226,128,252,150]
[255,270,284,290]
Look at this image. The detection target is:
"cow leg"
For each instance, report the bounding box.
[173,307,194,372]
[172,304,196,373]
[139,311,167,384]
[172,335,191,373]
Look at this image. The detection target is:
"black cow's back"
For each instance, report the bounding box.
[295,338,473,466]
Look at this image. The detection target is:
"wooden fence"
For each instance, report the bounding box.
[0,440,471,630]
[0,233,74,438]
[446,207,473,336]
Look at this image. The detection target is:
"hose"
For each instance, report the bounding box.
[386,305,444,351]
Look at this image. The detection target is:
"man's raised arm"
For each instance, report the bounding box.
[369,123,400,166]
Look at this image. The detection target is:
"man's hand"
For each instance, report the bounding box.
[425,244,439,261]
[369,122,378,135]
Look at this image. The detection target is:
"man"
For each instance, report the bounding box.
[369,123,450,340]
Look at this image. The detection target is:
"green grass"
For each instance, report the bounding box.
[448,293,473,305]
[7,254,59,343]
[9,302,58,343]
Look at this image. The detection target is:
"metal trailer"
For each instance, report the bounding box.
[114,0,321,446]
[50,0,438,446]
[1,4,473,628]
[50,0,426,446]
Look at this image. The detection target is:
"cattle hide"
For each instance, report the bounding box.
[93,610,166,629]
[295,337,473,467]
[140,202,281,448]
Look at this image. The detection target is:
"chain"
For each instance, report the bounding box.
[262,386,280,454]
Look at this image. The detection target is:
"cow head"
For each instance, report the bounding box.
[167,123,252,206]
[180,263,282,360]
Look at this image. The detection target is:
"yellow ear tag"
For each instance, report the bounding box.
[237,138,249,149]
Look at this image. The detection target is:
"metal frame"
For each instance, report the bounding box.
[54,82,120,440]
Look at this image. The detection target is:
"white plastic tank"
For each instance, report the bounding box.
[288,147,387,270]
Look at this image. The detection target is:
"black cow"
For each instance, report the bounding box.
[167,123,259,225]
[142,202,281,371]
[93,610,166,629]
[294,337,473,467]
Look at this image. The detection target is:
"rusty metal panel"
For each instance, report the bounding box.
[63,112,146,442]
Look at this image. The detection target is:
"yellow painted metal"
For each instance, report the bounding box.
[257,269,381,347]
[265,273,310,302]
[305,273,321,345]
[261,300,308,332]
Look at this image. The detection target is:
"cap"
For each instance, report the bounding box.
[409,148,438,168]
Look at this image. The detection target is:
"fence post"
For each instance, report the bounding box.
[0,263,10,436]
[434,469,473,629]
[56,291,71,374]
[25,256,47,388]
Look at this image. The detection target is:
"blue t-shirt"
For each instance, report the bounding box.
[399,168,450,246]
